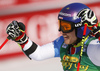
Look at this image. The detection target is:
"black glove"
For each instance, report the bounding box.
[92,26,100,38]
[6,20,28,44]
[78,8,100,39]
[77,8,98,26]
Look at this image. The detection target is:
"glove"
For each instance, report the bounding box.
[6,20,28,45]
[91,25,100,38]
[77,8,98,27]
[78,8,100,38]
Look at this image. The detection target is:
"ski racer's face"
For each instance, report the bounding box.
[59,20,77,44]
[60,29,77,45]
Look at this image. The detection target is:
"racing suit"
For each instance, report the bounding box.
[20,35,100,71]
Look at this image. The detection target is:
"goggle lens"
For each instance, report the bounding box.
[59,20,73,33]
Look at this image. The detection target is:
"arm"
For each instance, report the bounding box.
[21,36,64,60]
[6,20,60,60]
[21,39,55,60]
[87,39,100,66]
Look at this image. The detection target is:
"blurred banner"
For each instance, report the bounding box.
[0,0,100,59]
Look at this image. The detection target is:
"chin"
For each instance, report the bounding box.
[64,40,71,44]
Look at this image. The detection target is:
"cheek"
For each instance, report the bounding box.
[71,34,76,38]
[70,33,77,40]
[70,30,77,38]
[69,32,77,43]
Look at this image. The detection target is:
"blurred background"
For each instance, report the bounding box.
[0,0,100,71]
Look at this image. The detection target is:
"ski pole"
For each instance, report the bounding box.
[0,38,9,50]
[77,23,87,71]
[0,36,11,50]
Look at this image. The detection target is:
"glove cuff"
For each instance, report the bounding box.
[15,33,29,45]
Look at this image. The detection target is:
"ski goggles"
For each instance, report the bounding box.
[58,20,75,33]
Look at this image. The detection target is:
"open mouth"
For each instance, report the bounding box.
[63,35,69,39]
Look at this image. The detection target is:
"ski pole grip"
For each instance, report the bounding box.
[7,35,12,40]
[7,31,22,40]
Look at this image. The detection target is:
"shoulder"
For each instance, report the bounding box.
[89,39,100,44]
[53,36,64,57]
[54,36,64,42]
[53,36,64,50]
[53,36,64,45]
[87,38,100,66]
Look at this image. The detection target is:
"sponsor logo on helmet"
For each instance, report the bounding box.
[59,12,71,17]
[75,23,82,27]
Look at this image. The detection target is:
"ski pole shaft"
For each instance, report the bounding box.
[0,36,11,50]
[0,38,9,49]
[77,23,87,71]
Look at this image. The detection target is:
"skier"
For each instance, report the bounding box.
[6,3,100,71]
